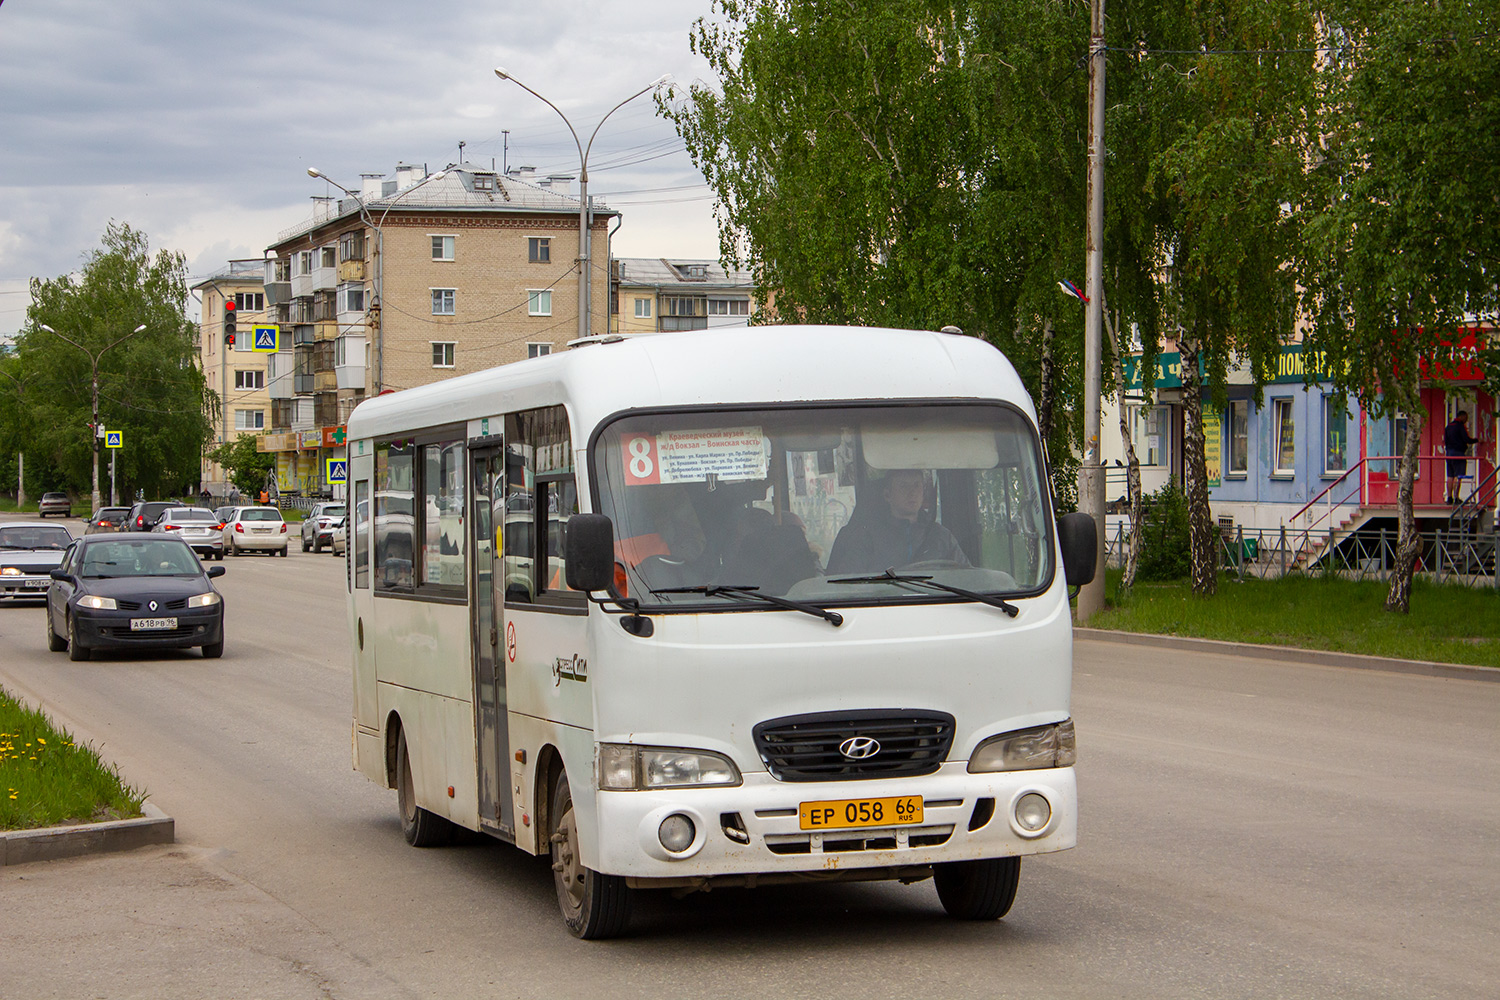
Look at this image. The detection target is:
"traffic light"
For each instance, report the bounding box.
[224,299,237,346]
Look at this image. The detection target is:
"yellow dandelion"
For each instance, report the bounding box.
[36,738,45,745]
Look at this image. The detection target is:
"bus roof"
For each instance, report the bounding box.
[345,325,1034,443]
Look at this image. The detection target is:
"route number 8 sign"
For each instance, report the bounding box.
[622,427,769,486]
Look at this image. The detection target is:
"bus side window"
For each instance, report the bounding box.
[504,406,582,609]
[353,481,369,589]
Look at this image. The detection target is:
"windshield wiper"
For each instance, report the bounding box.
[650,585,843,627]
[826,569,1020,618]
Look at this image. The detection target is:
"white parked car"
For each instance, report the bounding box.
[222,507,289,557]
[330,515,347,556]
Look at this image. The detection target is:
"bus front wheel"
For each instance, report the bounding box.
[549,771,631,939]
[933,856,1020,920]
[396,730,454,847]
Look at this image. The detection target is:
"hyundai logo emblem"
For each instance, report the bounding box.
[839,736,881,760]
[148,600,158,612]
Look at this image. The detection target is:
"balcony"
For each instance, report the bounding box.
[315,370,338,392]
[314,392,340,428]
[338,259,366,282]
[315,320,340,343]
[311,263,337,292]
[294,374,316,395]
[267,352,295,400]
[293,325,316,347]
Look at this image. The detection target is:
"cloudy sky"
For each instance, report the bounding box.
[0,0,727,333]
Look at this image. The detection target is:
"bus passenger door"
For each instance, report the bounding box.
[470,444,512,837]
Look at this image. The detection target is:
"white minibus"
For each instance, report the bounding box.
[344,325,1095,938]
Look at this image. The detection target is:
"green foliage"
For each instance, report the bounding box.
[3,222,217,501]
[208,433,275,495]
[1136,478,1191,582]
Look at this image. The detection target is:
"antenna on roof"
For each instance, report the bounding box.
[458,140,465,164]
[502,131,509,174]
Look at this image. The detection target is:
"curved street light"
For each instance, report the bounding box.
[39,321,147,512]
[493,69,671,341]
[306,167,447,392]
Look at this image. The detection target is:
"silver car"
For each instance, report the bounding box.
[222,507,289,557]
[0,522,74,600]
[301,502,346,553]
[152,507,225,560]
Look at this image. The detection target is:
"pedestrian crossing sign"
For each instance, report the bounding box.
[326,458,348,485]
[252,325,279,352]
[104,430,123,448]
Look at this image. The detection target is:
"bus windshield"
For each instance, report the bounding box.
[591,402,1052,609]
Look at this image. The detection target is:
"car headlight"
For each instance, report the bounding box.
[597,744,742,790]
[76,595,118,610]
[187,592,221,608]
[967,719,1076,773]
[1,567,21,576]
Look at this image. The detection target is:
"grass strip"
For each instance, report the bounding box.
[1092,572,1500,669]
[1,686,146,831]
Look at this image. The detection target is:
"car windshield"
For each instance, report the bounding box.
[96,509,128,520]
[0,526,73,550]
[591,403,1052,609]
[239,509,283,522]
[320,505,346,518]
[79,540,200,577]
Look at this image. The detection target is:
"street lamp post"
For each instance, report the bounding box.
[39,321,146,513]
[307,168,447,393]
[493,69,671,342]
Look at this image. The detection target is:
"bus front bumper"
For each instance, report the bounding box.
[592,763,1075,882]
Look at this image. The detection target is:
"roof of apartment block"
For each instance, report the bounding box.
[271,163,617,249]
[612,257,755,292]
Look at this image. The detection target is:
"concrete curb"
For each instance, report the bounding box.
[1074,628,1500,682]
[0,802,174,867]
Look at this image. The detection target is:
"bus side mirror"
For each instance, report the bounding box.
[565,513,615,593]
[1057,512,1097,586]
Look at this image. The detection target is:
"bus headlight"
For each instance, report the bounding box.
[968,719,1076,772]
[597,744,742,790]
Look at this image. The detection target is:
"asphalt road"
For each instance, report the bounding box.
[2,514,1497,999]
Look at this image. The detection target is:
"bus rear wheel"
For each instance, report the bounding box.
[549,771,631,939]
[933,856,1021,920]
[396,729,454,847]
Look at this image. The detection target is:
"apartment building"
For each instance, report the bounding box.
[259,162,616,497]
[193,261,273,495]
[609,257,756,334]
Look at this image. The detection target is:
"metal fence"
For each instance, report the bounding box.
[1105,519,1500,590]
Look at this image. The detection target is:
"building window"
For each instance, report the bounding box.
[473,174,495,191]
[527,343,551,359]
[233,292,265,312]
[298,251,313,275]
[339,232,365,260]
[234,370,265,391]
[340,283,365,313]
[1228,400,1249,475]
[1323,395,1348,474]
[320,247,336,268]
[431,288,456,315]
[708,298,750,316]
[528,290,552,316]
[234,409,265,431]
[663,296,703,317]
[634,297,652,319]
[432,342,456,368]
[528,237,550,263]
[1137,405,1169,467]
[1272,398,1295,475]
[431,235,455,261]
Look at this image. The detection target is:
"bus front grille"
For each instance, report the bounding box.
[753,710,955,782]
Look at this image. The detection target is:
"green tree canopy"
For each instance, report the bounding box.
[7,222,217,503]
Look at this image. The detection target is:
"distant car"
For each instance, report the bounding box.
[301,502,347,553]
[222,507,289,557]
[153,507,224,560]
[213,506,237,526]
[45,533,225,660]
[125,501,176,532]
[86,507,131,535]
[330,516,347,556]
[0,522,74,601]
[38,493,72,518]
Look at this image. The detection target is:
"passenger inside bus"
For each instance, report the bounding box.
[825,468,970,574]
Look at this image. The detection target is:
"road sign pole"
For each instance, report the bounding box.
[110,446,116,507]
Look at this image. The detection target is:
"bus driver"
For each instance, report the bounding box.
[826,468,969,573]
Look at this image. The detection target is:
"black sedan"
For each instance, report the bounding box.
[46,534,226,660]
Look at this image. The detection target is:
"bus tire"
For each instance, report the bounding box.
[933,856,1020,920]
[396,729,453,847]
[549,771,631,939]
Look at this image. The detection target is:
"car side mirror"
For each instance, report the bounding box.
[564,513,615,592]
[208,566,226,578]
[49,568,69,581]
[1057,512,1098,587]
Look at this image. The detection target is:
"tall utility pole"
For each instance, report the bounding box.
[39,322,146,514]
[1075,0,1108,622]
[493,69,670,341]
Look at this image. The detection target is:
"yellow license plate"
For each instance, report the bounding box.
[799,795,923,831]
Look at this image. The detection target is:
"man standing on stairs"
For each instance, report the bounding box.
[1443,410,1480,504]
